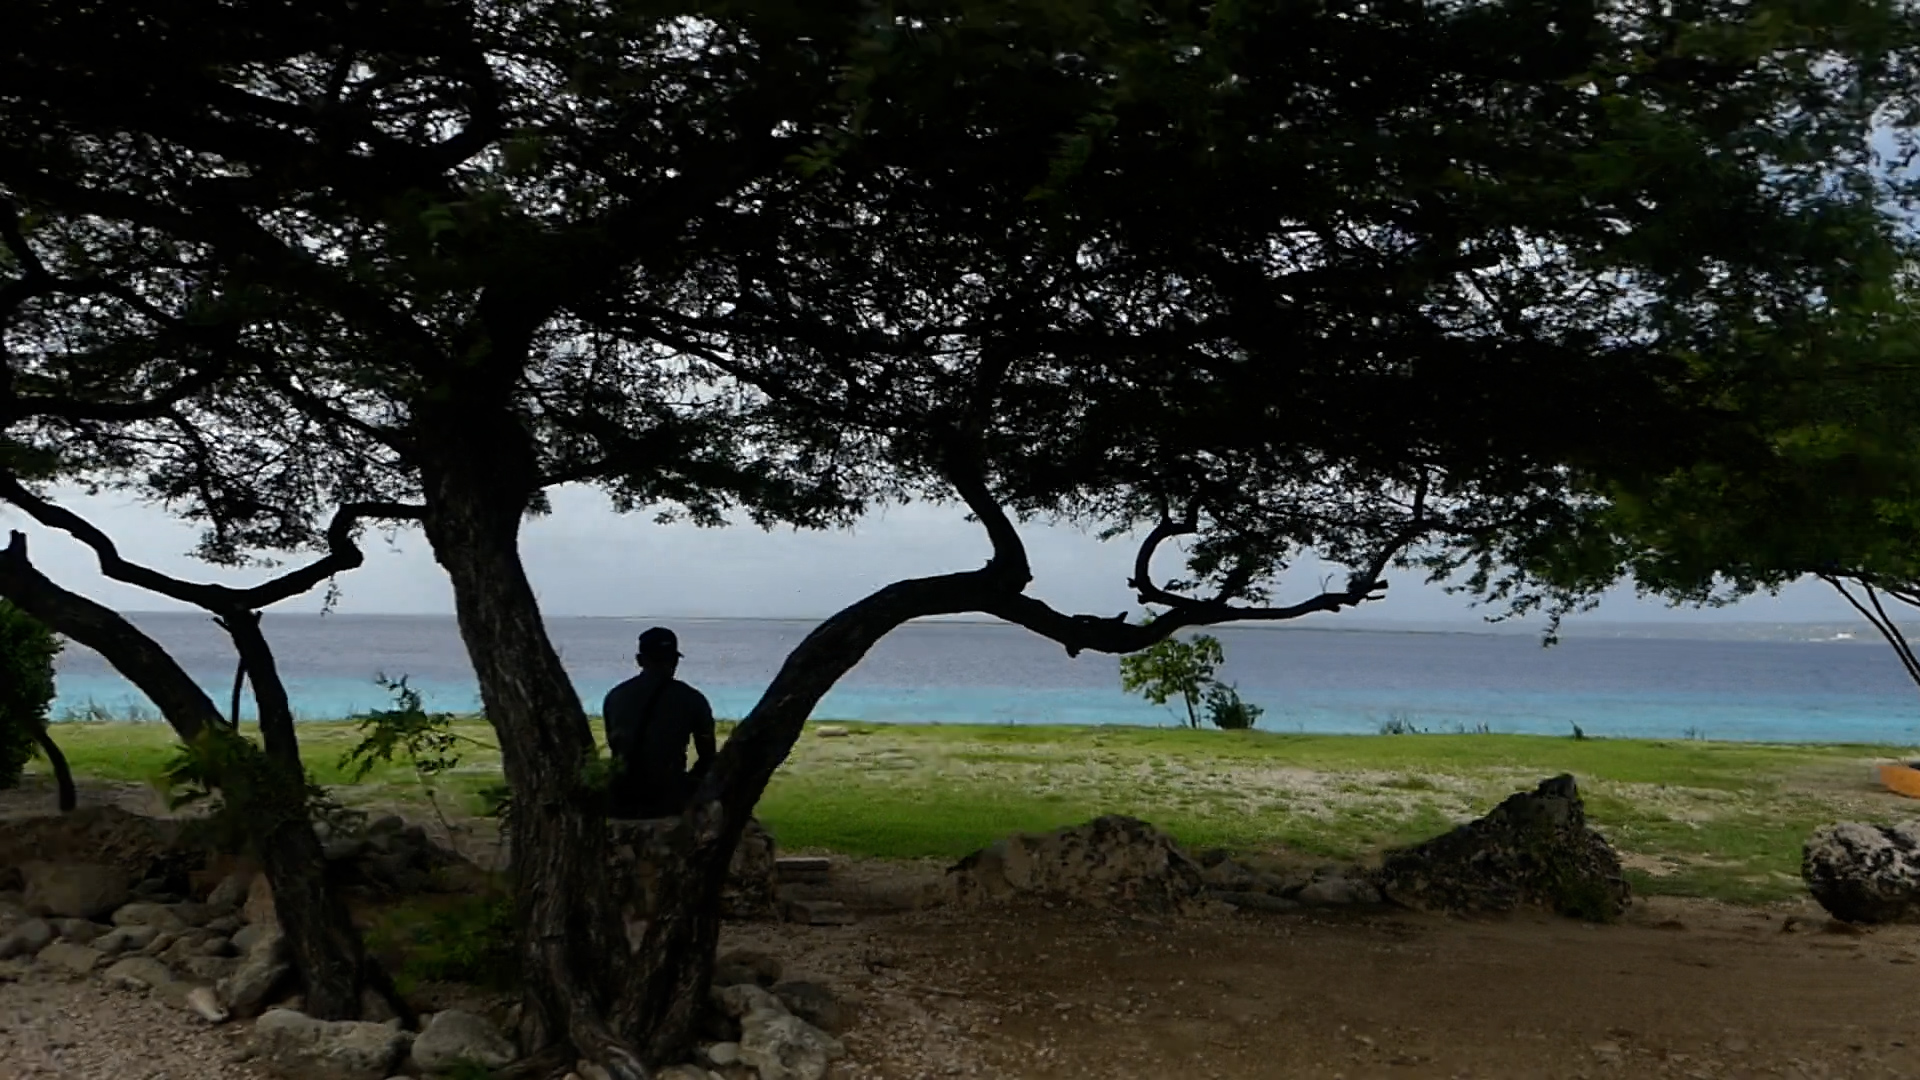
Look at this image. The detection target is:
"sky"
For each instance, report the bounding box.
[0,482,1866,627]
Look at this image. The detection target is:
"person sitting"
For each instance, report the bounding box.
[602,626,716,819]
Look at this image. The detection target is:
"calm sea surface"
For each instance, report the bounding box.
[44,613,1920,745]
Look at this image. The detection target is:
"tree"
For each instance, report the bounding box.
[4,0,1917,1073]
[1121,630,1225,729]
[0,597,69,807]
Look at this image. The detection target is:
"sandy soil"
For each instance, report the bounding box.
[6,777,1920,1080]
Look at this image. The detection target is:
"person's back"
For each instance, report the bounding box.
[602,627,715,819]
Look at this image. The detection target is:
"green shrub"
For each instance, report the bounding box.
[0,600,60,788]
[1202,682,1263,730]
[368,893,518,992]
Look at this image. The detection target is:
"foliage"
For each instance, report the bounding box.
[0,599,58,788]
[367,893,518,993]
[1120,630,1225,729]
[341,675,498,840]
[162,726,362,853]
[1201,682,1263,731]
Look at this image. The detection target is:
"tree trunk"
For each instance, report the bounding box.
[416,410,644,1078]
[0,532,386,1022]
[618,570,1018,1060]
[30,722,75,812]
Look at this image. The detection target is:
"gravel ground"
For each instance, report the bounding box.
[0,970,266,1080]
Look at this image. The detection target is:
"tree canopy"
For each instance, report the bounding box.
[6,0,1920,1071]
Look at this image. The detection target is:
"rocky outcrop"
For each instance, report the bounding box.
[320,815,468,897]
[217,925,293,1017]
[607,817,781,935]
[945,815,1207,914]
[248,1009,413,1080]
[1375,774,1631,921]
[1803,821,1920,923]
[410,1009,518,1073]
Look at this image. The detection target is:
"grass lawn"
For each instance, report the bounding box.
[30,718,1920,905]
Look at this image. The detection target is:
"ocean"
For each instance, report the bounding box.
[40,613,1920,745]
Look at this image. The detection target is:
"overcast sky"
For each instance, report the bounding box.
[0,483,1864,626]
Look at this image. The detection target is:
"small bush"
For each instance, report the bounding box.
[0,600,60,788]
[369,893,518,991]
[1203,682,1263,730]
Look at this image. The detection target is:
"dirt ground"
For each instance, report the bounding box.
[7,778,1920,1080]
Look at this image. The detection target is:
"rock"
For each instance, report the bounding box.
[705,1042,742,1066]
[207,870,256,913]
[655,1067,708,1080]
[717,982,787,1020]
[248,1009,413,1080]
[168,901,215,927]
[207,914,244,935]
[411,1008,518,1073]
[35,941,105,975]
[773,857,832,884]
[607,817,781,931]
[52,917,106,943]
[1803,821,1920,923]
[738,1010,845,1080]
[944,815,1207,914]
[771,981,850,1035]
[0,917,54,959]
[178,954,242,982]
[1199,859,1261,892]
[21,862,133,920]
[1208,890,1302,914]
[96,924,160,955]
[114,901,188,931]
[218,929,293,1017]
[103,955,177,993]
[1297,876,1383,907]
[370,815,406,835]
[713,949,783,988]
[813,725,850,738]
[233,921,277,954]
[199,934,238,957]
[143,930,179,956]
[187,984,231,1023]
[782,899,854,925]
[1375,774,1632,921]
[243,872,277,927]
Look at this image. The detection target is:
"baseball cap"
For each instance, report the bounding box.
[637,626,682,658]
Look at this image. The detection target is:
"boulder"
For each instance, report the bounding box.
[1296,875,1383,907]
[186,985,231,1023]
[21,862,133,920]
[95,924,160,956]
[1375,774,1631,921]
[715,982,787,1020]
[0,918,54,959]
[52,918,105,943]
[1803,821,1920,923]
[103,955,178,993]
[607,817,781,935]
[654,1067,709,1080]
[218,927,293,1017]
[207,870,256,914]
[113,901,188,931]
[35,941,104,975]
[713,949,783,988]
[944,815,1206,914]
[248,1009,412,1080]
[738,1010,845,1080]
[410,1009,518,1074]
[771,981,851,1035]
[244,872,278,927]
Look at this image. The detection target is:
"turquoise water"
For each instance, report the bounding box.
[46,613,1920,745]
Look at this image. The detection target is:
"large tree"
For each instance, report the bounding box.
[5,0,1917,1073]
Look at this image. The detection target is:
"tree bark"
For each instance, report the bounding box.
[30,722,75,812]
[416,406,645,1078]
[0,531,388,1022]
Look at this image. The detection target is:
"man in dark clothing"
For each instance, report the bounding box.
[602,626,717,819]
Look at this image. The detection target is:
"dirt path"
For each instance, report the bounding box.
[731,864,1920,1080]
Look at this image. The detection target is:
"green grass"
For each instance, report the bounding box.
[31,718,1920,905]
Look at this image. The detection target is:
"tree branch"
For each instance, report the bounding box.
[0,472,422,611]
[0,530,221,742]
